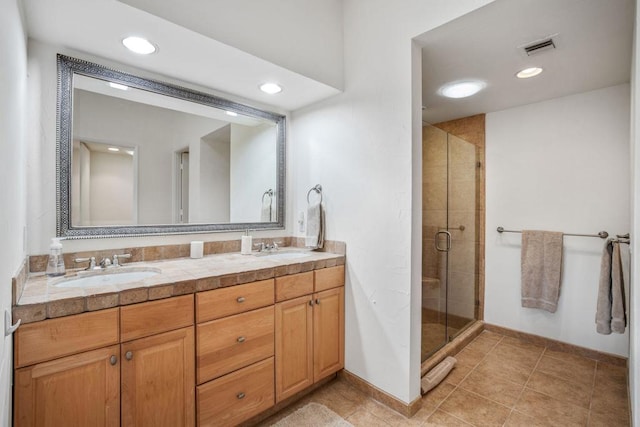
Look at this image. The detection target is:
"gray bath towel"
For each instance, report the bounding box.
[521,230,564,313]
[305,201,325,249]
[611,242,626,333]
[596,239,613,334]
[597,239,627,334]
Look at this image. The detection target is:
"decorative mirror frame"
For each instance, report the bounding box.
[56,54,286,238]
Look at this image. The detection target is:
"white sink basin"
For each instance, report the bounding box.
[255,251,311,260]
[54,268,161,288]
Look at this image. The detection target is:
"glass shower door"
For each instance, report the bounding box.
[421,125,478,362]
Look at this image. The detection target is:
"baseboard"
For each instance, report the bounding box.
[338,370,422,418]
[484,323,627,367]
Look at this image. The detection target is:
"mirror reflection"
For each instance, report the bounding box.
[57,55,286,237]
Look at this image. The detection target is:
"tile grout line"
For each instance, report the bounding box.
[435,334,504,427]
[586,360,598,426]
[502,345,547,427]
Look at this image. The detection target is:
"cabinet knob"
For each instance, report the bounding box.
[237,296,246,303]
[237,336,246,343]
[308,300,314,306]
[315,299,321,305]
[125,351,133,361]
[237,392,246,400]
[110,355,117,366]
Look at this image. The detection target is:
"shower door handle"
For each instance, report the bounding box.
[435,230,452,252]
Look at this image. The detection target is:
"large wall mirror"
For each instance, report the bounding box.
[57,55,286,238]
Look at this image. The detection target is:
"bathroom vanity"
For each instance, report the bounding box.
[12,249,345,427]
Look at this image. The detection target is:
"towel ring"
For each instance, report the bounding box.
[262,189,274,204]
[306,184,323,204]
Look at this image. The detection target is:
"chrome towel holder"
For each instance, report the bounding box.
[497,226,609,239]
[262,188,274,204]
[307,184,323,204]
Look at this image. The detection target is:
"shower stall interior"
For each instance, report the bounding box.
[421,124,481,362]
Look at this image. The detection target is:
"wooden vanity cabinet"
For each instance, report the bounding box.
[121,327,195,427]
[13,296,195,427]
[275,266,345,403]
[14,345,121,427]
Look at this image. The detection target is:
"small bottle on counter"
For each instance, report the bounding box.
[46,237,66,277]
[241,230,252,255]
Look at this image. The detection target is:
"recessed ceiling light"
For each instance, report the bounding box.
[108,82,129,91]
[108,147,120,152]
[516,67,543,79]
[226,111,238,117]
[438,80,486,99]
[259,83,283,94]
[122,36,157,55]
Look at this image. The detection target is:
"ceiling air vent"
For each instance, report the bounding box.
[524,38,555,56]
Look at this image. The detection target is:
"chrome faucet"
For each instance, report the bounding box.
[254,241,283,252]
[74,253,131,270]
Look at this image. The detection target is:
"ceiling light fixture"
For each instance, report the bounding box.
[226,111,238,117]
[108,82,129,91]
[259,83,283,94]
[108,147,120,152]
[438,80,486,99]
[516,67,543,79]
[126,150,134,155]
[122,36,157,55]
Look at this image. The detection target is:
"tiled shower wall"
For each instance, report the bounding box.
[422,114,485,323]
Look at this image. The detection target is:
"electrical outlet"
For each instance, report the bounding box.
[298,211,305,233]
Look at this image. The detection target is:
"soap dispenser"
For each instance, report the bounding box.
[46,237,66,277]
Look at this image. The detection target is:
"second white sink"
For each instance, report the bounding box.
[255,251,311,260]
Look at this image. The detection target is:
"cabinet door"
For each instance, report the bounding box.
[275,295,313,402]
[121,327,195,427]
[14,345,120,427]
[313,287,345,381]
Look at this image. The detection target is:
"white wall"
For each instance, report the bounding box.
[0,0,27,425]
[73,90,227,225]
[230,123,277,223]
[485,84,631,356]
[89,151,135,226]
[290,0,494,404]
[119,0,345,90]
[192,127,231,223]
[630,4,639,424]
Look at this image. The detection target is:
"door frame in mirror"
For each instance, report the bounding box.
[57,54,286,238]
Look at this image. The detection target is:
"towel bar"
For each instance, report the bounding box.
[497,226,608,239]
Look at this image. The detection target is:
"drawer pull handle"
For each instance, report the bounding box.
[110,355,117,366]
[237,336,246,343]
[315,299,321,305]
[237,297,246,303]
[125,351,133,361]
[308,300,314,306]
[237,392,246,400]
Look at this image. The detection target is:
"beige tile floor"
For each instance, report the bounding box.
[260,330,630,426]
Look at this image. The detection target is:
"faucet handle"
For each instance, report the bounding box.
[74,257,96,270]
[272,241,283,250]
[253,242,266,251]
[113,253,131,267]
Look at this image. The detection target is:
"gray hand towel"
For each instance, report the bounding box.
[305,201,325,249]
[596,239,613,334]
[521,230,564,313]
[611,242,627,333]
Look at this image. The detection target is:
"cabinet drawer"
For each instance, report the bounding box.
[197,357,274,427]
[121,294,194,342]
[14,308,119,368]
[197,306,274,384]
[314,265,345,292]
[196,279,274,323]
[275,271,313,302]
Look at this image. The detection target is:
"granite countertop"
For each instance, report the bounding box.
[14,248,345,324]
